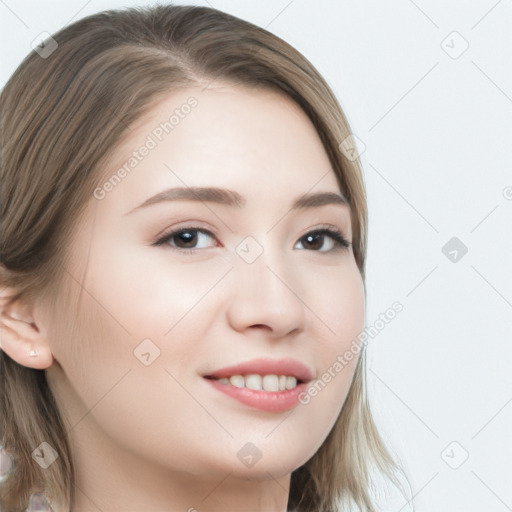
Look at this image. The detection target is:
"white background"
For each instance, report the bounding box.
[1,1,511,510]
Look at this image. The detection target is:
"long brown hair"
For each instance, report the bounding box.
[0,5,406,511]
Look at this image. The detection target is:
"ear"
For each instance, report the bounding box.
[0,287,53,369]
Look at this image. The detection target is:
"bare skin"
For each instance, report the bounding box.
[1,83,365,511]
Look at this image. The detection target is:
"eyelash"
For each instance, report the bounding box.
[152,225,351,254]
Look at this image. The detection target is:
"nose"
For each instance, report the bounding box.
[225,249,306,339]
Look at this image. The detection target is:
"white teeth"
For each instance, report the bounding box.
[285,376,297,390]
[262,374,279,392]
[245,374,262,390]
[229,375,245,388]
[217,374,299,391]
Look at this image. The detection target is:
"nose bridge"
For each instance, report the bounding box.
[237,253,281,301]
[228,238,306,336]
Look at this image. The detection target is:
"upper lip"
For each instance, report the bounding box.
[203,357,315,383]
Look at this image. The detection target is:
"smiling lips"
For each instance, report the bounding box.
[203,358,314,413]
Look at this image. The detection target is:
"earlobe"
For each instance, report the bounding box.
[0,289,54,370]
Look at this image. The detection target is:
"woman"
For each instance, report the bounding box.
[0,5,407,511]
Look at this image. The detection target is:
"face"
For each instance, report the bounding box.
[45,83,365,483]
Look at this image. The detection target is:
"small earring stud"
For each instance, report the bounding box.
[29,350,38,357]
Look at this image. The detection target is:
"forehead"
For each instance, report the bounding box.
[96,82,341,211]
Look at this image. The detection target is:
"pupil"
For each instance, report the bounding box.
[305,234,322,250]
[177,231,196,247]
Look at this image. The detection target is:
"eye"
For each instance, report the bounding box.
[153,228,218,251]
[294,228,351,252]
[152,226,350,253]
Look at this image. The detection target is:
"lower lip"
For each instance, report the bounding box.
[205,378,308,413]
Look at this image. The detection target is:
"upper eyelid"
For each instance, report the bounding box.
[153,226,217,247]
[155,224,346,237]
[153,221,218,241]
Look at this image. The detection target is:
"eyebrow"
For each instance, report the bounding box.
[126,187,348,215]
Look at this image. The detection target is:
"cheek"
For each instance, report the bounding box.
[305,257,366,349]
[46,283,135,412]
[46,282,212,473]
[82,242,233,337]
